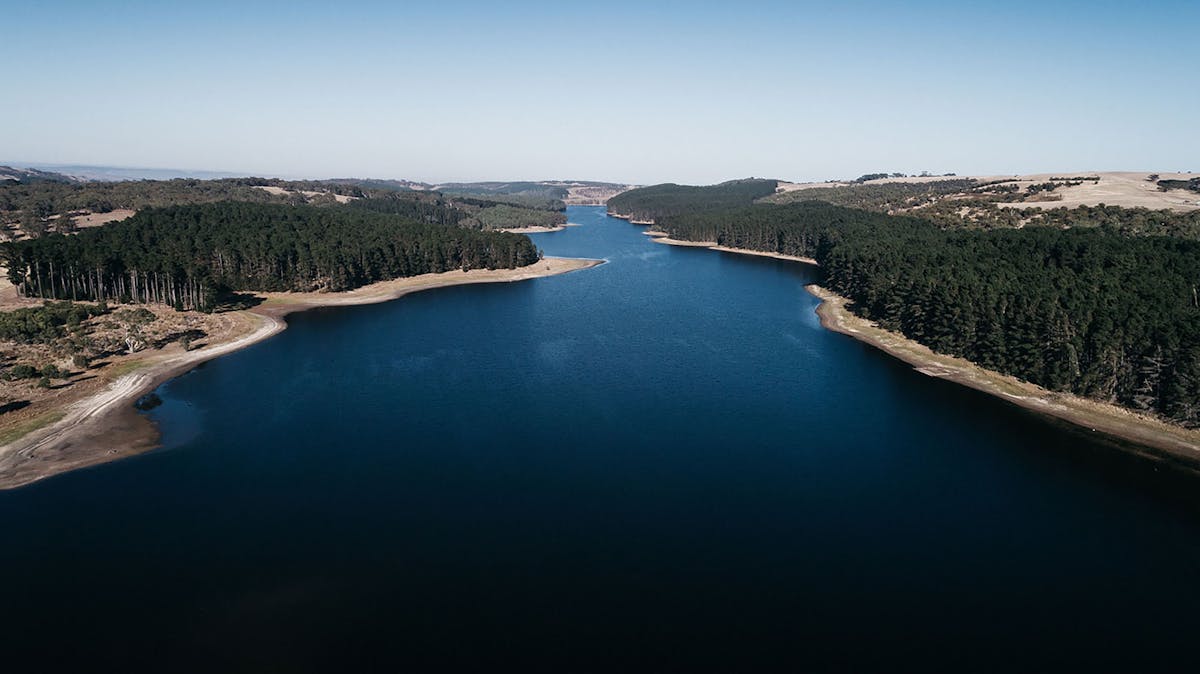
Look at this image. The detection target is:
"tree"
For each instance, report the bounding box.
[19,212,47,239]
[55,213,78,234]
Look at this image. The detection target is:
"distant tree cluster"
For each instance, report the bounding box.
[1,202,541,311]
[605,179,778,221]
[347,192,565,230]
[452,194,567,213]
[468,204,566,230]
[765,179,977,211]
[0,301,107,344]
[0,178,294,220]
[0,176,573,240]
[853,173,908,182]
[437,181,571,202]
[1158,178,1200,194]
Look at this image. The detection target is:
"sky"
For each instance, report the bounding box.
[3,0,1197,184]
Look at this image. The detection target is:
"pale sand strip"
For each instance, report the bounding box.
[605,212,653,224]
[0,257,603,490]
[499,222,582,234]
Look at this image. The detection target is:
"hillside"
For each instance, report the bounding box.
[334,178,634,206]
[642,182,1200,428]
[760,172,1200,235]
[0,175,575,241]
[0,166,78,185]
[2,202,542,309]
[605,179,778,221]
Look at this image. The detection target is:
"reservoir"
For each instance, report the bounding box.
[2,207,1198,670]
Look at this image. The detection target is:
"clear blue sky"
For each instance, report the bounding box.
[4,0,1197,184]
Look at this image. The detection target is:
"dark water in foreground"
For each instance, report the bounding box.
[3,207,1200,671]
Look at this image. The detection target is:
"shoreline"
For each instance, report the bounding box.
[622,215,1200,472]
[808,284,1200,473]
[499,221,582,234]
[606,212,654,225]
[0,256,603,490]
[644,230,819,265]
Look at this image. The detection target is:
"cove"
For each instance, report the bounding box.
[2,207,1199,671]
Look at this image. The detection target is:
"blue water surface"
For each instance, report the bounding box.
[2,207,1198,671]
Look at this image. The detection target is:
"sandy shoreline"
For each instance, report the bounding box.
[606,212,654,225]
[499,222,582,234]
[0,256,603,490]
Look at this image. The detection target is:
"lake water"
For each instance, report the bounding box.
[3,207,1199,671]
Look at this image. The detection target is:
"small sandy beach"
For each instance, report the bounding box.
[499,222,582,234]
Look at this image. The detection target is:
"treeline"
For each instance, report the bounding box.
[0,301,106,344]
[763,178,1200,238]
[1,202,541,311]
[1027,204,1200,239]
[851,172,957,182]
[659,201,1200,425]
[765,179,976,211]
[437,181,571,202]
[2,177,569,238]
[470,204,566,230]
[346,193,566,230]
[606,179,778,221]
[330,178,570,211]
[452,193,567,213]
[0,178,309,220]
[1159,178,1200,193]
[345,193,471,226]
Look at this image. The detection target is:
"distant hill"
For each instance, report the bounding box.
[1,164,248,182]
[0,166,79,185]
[328,178,634,206]
[0,175,575,239]
[605,178,779,221]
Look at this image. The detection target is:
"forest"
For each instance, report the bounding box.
[605,179,777,221]
[346,192,566,230]
[0,176,568,237]
[1,202,541,311]
[0,176,377,217]
[652,199,1200,426]
[758,178,1200,236]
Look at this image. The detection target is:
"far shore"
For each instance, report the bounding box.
[606,212,654,225]
[499,222,582,234]
[629,219,1200,472]
[0,256,603,490]
[643,229,818,265]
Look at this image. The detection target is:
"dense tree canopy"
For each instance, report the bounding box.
[2,202,541,311]
[346,192,566,230]
[0,176,572,239]
[606,179,778,221]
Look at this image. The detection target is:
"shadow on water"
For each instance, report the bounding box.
[854,339,1200,516]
